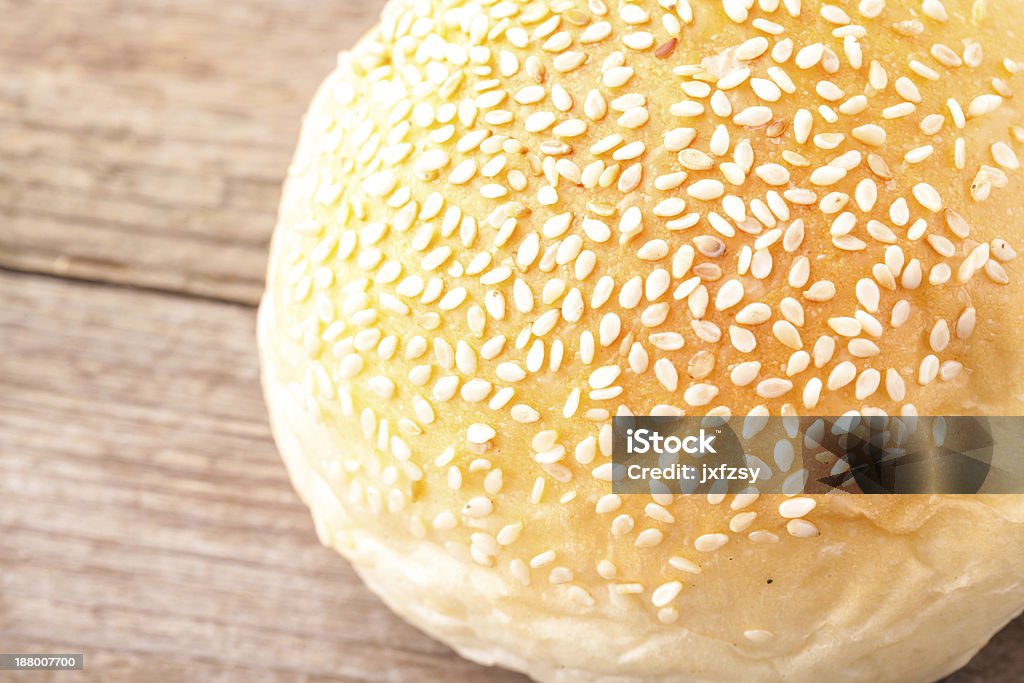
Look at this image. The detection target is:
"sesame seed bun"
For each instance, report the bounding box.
[259,0,1024,681]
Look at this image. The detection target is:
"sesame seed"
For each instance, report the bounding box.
[588,365,621,389]
[919,355,940,385]
[736,36,770,60]
[827,361,857,391]
[795,43,825,69]
[694,533,729,552]
[715,279,745,310]
[751,78,782,102]
[904,145,933,164]
[923,0,949,22]
[462,496,494,517]
[779,497,817,519]
[603,66,635,88]
[756,378,793,399]
[652,581,683,607]
[553,118,588,137]
[794,109,813,144]
[687,179,726,200]
[992,142,1021,170]
[810,165,847,186]
[828,317,862,337]
[683,383,719,407]
[718,67,752,91]
[786,519,820,538]
[655,38,678,59]
[967,94,1003,118]
[635,528,665,548]
[755,163,790,186]
[912,183,943,211]
[733,106,774,127]
[671,99,705,118]
[665,127,697,151]
[930,320,951,352]
[580,21,612,43]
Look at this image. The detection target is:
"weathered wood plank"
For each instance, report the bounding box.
[0,270,528,682]
[0,0,386,304]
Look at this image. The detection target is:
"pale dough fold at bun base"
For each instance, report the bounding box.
[259,0,1024,680]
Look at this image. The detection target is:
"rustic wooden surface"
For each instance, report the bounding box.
[0,1,1020,681]
[0,0,374,305]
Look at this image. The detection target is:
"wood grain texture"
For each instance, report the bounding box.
[0,0,386,305]
[0,270,529,682]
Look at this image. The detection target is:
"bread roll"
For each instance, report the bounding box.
[259,0,1024,680]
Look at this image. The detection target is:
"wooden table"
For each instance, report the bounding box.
[0,1,1020,681]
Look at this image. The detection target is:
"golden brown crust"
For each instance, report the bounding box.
[261,0,1024,680]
